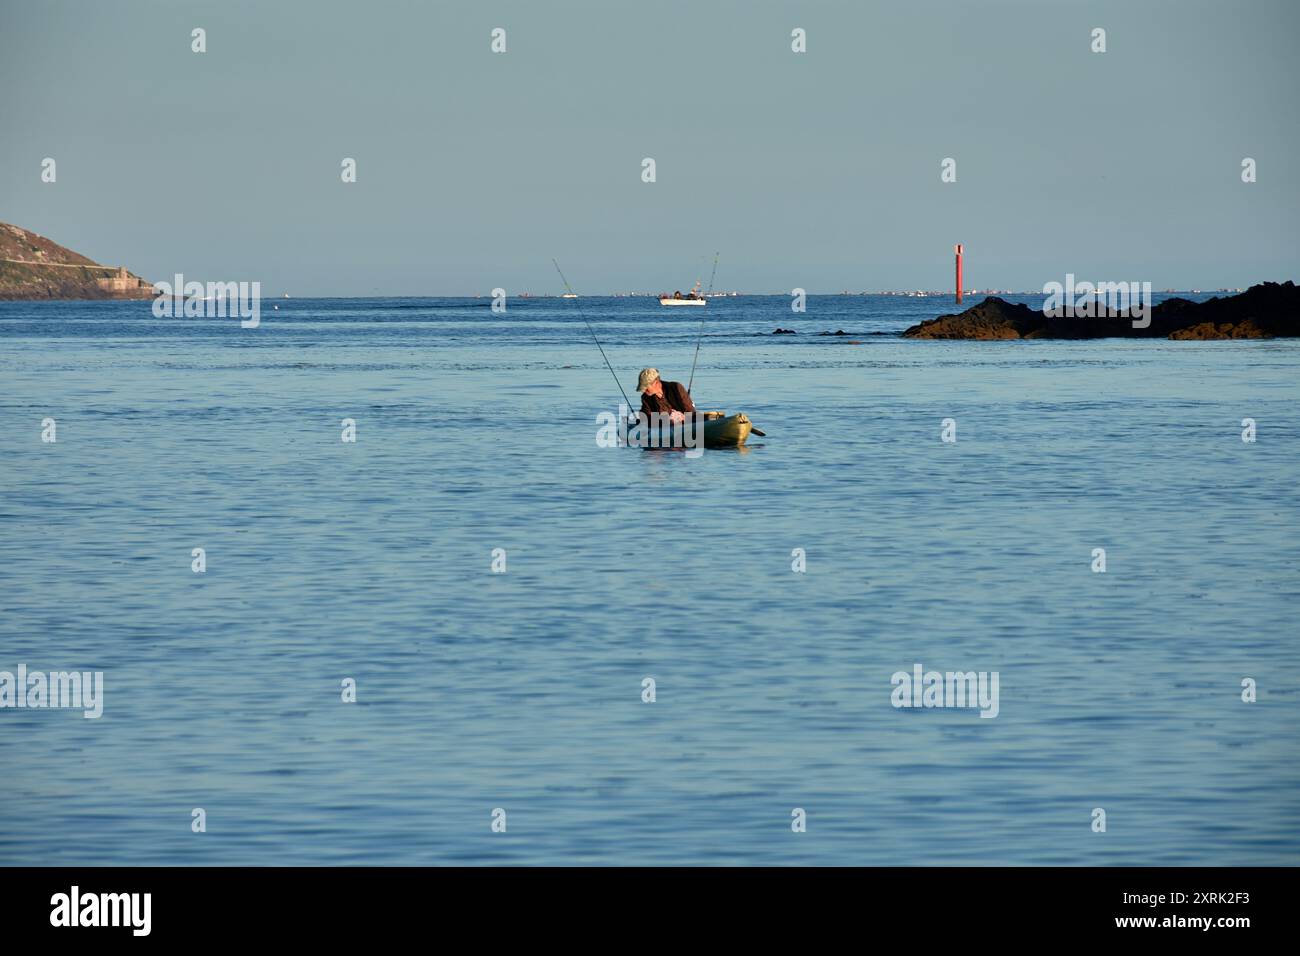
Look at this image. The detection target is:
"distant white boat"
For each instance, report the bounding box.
[561,293,578,299]
[660,276,708,307]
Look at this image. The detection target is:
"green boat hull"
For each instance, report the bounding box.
[633,412,754,449]
[701,413,753,448]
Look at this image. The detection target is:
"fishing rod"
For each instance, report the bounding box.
[687,252,719,394]
[557,259,635,411]
[551,258,575,296]
[588,319,634,412]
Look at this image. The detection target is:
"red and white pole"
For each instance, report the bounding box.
[955,244,964,304]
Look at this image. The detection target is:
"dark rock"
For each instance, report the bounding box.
[1168,319,1271,340]
[1154,282,1299,338]
[772,327,797,334]
[902,282,1300,340]
[902,297,1041,339]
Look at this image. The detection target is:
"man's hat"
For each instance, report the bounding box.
[636,368,660,392]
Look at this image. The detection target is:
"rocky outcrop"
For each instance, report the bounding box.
[0,222,153,300]
[903,282,1300,340]
[1150,283,1299,338]
[1168,320,1271,340]
[902,297,1042,339]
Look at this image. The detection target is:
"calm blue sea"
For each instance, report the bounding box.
[1,294,1297,865]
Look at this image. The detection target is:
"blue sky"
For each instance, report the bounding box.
[2,0,1297,294]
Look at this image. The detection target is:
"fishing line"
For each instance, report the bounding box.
[687,252,718,393]
[555,259,635,410]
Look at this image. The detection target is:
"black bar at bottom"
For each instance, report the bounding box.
[0,866,1281,941]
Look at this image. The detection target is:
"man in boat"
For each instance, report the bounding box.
[635,367,695,426]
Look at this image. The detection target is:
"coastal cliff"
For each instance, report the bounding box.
[0,222,154,300]
[903,282,1300,340]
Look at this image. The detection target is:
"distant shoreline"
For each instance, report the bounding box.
[0,219,1271,308]
[0,290,1255,302]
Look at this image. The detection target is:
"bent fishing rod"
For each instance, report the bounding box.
[556,259,635,411]
[687,252,719,394]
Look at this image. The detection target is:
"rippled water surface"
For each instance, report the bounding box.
[1,295,1297,865]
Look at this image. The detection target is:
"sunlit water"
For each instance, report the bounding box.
[1,295,1297,865]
